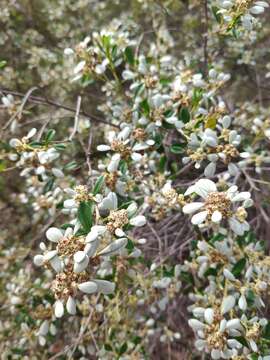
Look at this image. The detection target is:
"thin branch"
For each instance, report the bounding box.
[0,88,119,129]
[69,96,82,141]
[203,0,209,75]
[1,86,39,132]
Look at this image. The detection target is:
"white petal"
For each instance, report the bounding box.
[63,199,76,209]
[184,185,196,196]
[223,269,235,281]
[204,308,214,324]
[204,162,216,177]
[107,154,121,173]
[98,238,127,256]
[219,319,227,332]
[211,210,222,223]
[74,60,86,74]
[238,295,247,311]
[101,192,118,210]
[229,218,245,236]
[131,152,142,162]
[54,300,64,318]
[115,228,126,237]
[84,239,99,257]
[52,168,64,178]
[64,227,73,237]
[130,215,146,227]
[34,254,44,266]
[250,5,265,14]
[97,144,111,151]
[188,319,205,330]
[74,255,89,273]
[50,256,62,273]
[127,202,138,216]
[46,227,63,243]
[231,192,251,202]
[191,211,208,225]
[38,320,49,336]
[26,128,37,139]
[195,179,217,198]
[66,296,76,315]
[226,319,243,331]
[211,349,221,359]
[182,202,204,214]
[44,250,58,261]
[74,251,86,263]
[228,163,239,176]
[9,138,21,148]
[93,279,115,294]
[78,281,98,294]
[221,295,235,314]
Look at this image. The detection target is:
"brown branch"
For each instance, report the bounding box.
[0,88,119,129]
[203,0,209,75]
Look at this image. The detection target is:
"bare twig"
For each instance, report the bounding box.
[1,86,39,132]
[69,96,82,141]
[0,88,119,129]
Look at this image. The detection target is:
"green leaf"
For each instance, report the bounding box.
[45,129,56,143]
[93,175,104,195]
[29,141,42,148]
[44,178,55,193]
[212,6,222,23]
[118,342,128,355]
[124,47,135,65]
[246,289,255,305]
[0,60,7,69]
[54,143,66,151]
[132,336,142,345]
[204,267,218,277]
[78,201,93,232]
[126,238,135,252]
[170,144,185,154]
[180,271,194,285]
[179,107,190,123]
[104,343,113,352]
[64,161,78,170]
[232,258,246,277]
[111,44,118,60]
[234,336,249,348]
[119,160,128,174]
[262,322,270,340]
[140,99,150,115]
[158,155,166,173]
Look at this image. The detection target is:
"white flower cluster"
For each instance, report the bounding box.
[184,235,270,359]
[214,0,268,33]
[34,188,146,318]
